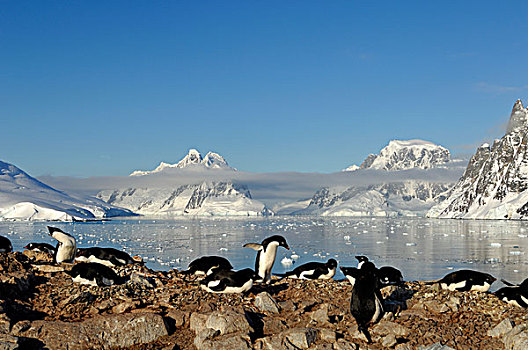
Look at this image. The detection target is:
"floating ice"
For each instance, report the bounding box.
[490,243,502,247]
[281,257,293,267]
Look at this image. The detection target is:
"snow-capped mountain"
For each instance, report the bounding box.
[428,99,528,220]
[130,149,234,176]
[295,181,452,216]
[343,139,451,172]
[97,181,272,216]
[0,160,134,221]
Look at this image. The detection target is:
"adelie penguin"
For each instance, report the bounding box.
[495,277,528,308]
[275,258,338,280]
[244,235,289,284]
[344,263,384,343]
[428,269,496,292]
[356,256,404,286]
[181,256,233,277]
[200,268,258,294]
[75,247,139,267]
[69,262,121,287]
[495,286,528,308]
[24,242,56,255]
[0,235,13,253]
[48,226,77,264]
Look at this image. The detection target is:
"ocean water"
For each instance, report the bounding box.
[2,217,528,289]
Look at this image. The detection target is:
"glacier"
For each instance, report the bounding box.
[0,160,135,221]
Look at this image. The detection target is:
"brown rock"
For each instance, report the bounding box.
[20,312,168,349]
[205,309,251,335]
[371,321,411,337]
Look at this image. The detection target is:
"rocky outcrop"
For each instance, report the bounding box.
[0,251,527,349]
[97,181,273,216]
[428,99,528,219]
[16,313,169,350]
[297,181,453,216]
[343,140,452,172]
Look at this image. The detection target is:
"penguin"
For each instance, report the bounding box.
[0,236,13,253]
[355,256,404,286]
[356,255,374,270]
[340,266,360,288]
[244,235,289,284]
[75,247,138,267]
[68,262,121,287]
[348,263,384,343]
[501,277,528,289]
[494,286,528,308]
[200,268,257,294]
[377,266,404,286]
[181,256,233,276]
[275,258,338,280]
[428,269,496,292]
[24,242,56,255]
[48,226,77,264]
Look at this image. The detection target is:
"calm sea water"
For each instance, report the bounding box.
[2,217,528,289]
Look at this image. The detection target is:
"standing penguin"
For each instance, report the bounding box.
[48,226,77,264]
[275,258,338,280]
[244,235,289,284]
[0,236,13,253]
[348,263,384,343]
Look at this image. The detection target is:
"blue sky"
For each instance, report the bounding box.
[1,1,527,176]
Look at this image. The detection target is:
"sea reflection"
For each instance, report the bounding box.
[2,217,528,289]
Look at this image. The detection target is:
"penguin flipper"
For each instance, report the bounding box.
[243,243,263,251]
[208,278,228,292]
[501,279,517,287]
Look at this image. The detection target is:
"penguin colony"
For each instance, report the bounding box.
[0,229,525,344]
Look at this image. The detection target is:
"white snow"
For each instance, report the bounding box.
[130,149,235,176]
[0,160,134,221]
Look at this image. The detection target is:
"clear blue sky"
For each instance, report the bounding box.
[1,1,527,176]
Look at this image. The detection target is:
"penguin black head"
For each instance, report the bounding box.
[263,235,289,250]
[47,226,72,238]
[327,259,338,268]
[24,243,33,250]
[355,256,369,263]
[340,266,358,277]
[486,274,497,285]
[239,268,259,280]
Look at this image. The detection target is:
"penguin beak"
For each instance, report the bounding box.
[24,245,29,249]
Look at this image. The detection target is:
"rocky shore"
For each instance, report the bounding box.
[1,251,528,349]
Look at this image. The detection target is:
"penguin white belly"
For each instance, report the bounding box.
[319,267,336,280]
[346,276,356,288]
[72,275,98,286]
[258,243,279,281]
[222,279,253,294]
[521,295,528,305]
[357,261,365,269]
[442,280,466,291]
[56,244,77,263]
[75,256,114,267]
[298,270,316,279]
[470,282,491,292]
[504,297,523,308]
[371,295,383,323]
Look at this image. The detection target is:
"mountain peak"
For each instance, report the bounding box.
[352,139,451,171]
[507,99,528,133]
[130,149,234,176]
